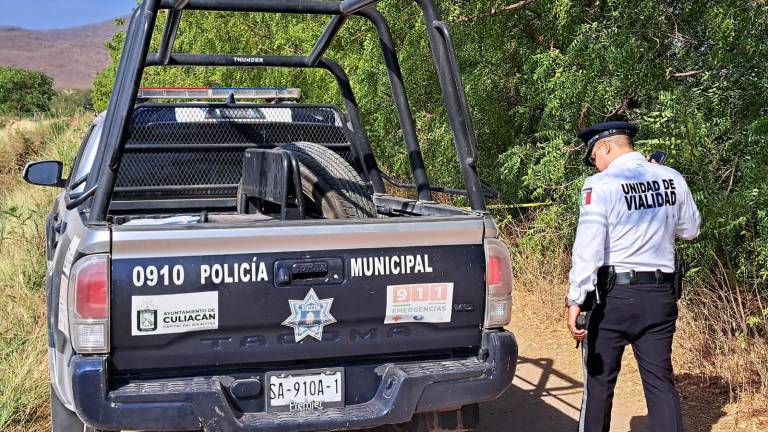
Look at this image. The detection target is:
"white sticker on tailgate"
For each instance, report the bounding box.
[384,283,453,324]
[131,291,218,336]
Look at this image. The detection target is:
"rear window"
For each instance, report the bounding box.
[112,104,357,200]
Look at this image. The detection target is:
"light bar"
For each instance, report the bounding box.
[483,238,513,328]
[137,87,302,100]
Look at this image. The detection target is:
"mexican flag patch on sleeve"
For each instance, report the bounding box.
[581,188,592,205]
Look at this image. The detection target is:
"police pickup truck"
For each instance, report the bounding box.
[24,1,518,431]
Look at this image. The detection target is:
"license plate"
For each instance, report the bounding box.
[266,368,344,412]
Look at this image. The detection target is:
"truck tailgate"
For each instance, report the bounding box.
[109,217,486,372]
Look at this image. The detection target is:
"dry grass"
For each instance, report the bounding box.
[0,117,71,188]
[499,210,768,425]
[498,210,572,323]
[0,113,88,432]
[0,121,44,168]
[676,268,768,407]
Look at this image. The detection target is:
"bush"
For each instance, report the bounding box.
[0,67,56,115]
[50,89,93,116]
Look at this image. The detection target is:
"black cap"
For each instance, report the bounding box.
[578,121,638,166]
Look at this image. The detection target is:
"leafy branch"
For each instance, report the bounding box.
[457,0,539,23]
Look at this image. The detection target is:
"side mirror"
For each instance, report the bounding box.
[22,160,66,188]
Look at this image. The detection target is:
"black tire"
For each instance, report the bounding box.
[282,142,377,219]
[51,387,113,432]
[51,386,84,432]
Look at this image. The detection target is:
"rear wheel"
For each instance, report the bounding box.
[51,387,113,432]
[51,386,81,432]
[51,386,84,432]
[282,142,377,219]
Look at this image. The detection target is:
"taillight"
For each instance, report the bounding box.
[484,238,513,328]
[487,256,502,285]
[69,254,110,353]
[75,262,108,318]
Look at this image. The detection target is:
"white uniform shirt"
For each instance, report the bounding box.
[567,152,701,306]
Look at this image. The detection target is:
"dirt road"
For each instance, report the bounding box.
[475,292,760,431]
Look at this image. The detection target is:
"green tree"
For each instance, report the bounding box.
[51,89,93,116]
[0,67,56,115]
[93,0,768,284]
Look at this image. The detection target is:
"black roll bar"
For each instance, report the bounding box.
[145,53,385,195]
[358,8,432,202]
[308,16,347,67]
[339,0,380,15]
[87,1,161,220]
[88,0,486,222]
[156,0,386,15]
[157,9,183,64]
[414,0,486,210]
[152,4,434,201]
[287,8,435,201]
[157,0,344,14]
[319,59,385,194]
[433,21,478,160]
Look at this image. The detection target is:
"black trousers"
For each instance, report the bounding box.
[578,283,683,432]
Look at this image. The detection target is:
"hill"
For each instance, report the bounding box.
[0,18,125,90]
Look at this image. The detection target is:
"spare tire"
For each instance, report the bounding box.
[282,142,377,219]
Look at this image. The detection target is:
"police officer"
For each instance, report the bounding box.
[565,121,701,432]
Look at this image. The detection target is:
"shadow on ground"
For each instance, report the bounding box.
[477,358,732,432]
[676,372,731,431]
[477,356,581,432]
[620,373,732,431]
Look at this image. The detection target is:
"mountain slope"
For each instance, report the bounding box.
[0,19,125,90]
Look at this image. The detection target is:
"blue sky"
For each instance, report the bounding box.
[0,0,136,30]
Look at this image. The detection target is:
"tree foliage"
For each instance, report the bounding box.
[0,67,56,115]
[51,90,93,116]
[94,0,768,286]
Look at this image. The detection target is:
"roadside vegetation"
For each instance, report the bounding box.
[1,66,93,126]
[507,211,768,421]
[0,67,56,116]
[0,112,90,432]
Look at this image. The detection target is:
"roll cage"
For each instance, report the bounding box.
[85,0,489,222]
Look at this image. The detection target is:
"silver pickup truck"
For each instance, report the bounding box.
[24,1,518,431]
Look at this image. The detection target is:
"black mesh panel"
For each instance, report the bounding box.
[114,105,357,199]
[115,150,244,197]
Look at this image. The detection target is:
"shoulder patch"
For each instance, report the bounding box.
[581,188,593,206]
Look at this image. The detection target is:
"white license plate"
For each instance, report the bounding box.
[266,368,344,412]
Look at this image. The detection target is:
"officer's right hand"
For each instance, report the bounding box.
[566,305,587,342]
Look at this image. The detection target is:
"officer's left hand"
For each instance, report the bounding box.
[566,305,587,342]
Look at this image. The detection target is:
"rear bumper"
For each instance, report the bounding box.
[71,330,517,432]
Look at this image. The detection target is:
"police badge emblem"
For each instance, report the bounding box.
[137,309,157,332]
[281,288,337,342]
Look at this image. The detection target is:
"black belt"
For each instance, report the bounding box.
[598,266,676,285]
